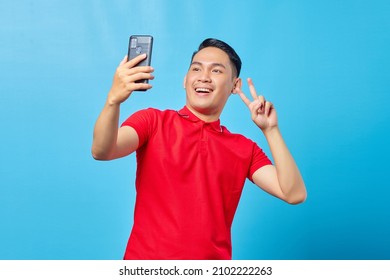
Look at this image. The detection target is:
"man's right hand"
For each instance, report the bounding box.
[107,54,154,105]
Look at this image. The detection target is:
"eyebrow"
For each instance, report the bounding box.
[191,61,227,69]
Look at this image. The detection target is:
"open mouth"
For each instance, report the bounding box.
[195,87,213,94]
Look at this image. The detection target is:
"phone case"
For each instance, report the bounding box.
[127,35,153,86]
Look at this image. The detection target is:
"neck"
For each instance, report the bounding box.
[185,105,220,123]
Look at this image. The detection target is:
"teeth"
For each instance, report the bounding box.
[195,88,211,93]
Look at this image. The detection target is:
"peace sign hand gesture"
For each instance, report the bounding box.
[236,78,278,132]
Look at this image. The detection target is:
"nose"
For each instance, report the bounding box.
[198,71,211,83]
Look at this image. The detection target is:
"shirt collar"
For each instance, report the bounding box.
[177,106,223,133]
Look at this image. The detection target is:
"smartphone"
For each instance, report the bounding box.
[127,35,153,87]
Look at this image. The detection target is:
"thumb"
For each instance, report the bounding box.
[119,55,128,66]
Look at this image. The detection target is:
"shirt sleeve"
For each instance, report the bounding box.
[248,142,273,182]
[121,108,157,148]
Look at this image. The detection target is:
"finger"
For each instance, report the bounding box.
[129,82,153,92]
[133,65,154,73]
[258,95,266,113]
[247,78,266,110]
[264,101,273,116]
[119,55,128,66]
[126,72,155,84]
[236,88,251,107]
[117,66,154,83]
[247,78,259,101]
[125,53,147,68]
[251,100,262,115]
[124,65,154,77]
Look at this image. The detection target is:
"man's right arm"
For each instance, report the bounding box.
[91,54,154,160]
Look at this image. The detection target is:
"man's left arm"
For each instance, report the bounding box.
[236,78,307,204]
[252,127,306,204]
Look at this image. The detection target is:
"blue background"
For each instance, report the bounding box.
[1,0,389,260]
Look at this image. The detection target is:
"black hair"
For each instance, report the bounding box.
[191,38,242,77]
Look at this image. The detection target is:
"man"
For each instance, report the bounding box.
[92,38,306,260]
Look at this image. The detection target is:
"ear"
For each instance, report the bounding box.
[183,75,187,89]
[231,77,242,94]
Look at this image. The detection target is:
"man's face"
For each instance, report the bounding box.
[184,47,241,121]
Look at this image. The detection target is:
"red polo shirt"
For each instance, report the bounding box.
[121,106,271,259]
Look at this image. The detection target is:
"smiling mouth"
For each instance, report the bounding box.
[195,87,213,94]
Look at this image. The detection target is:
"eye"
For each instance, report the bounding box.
[212,69,223,74]
[191,67,201,72]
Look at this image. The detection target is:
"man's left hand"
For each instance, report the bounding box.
[236,78,278,132]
